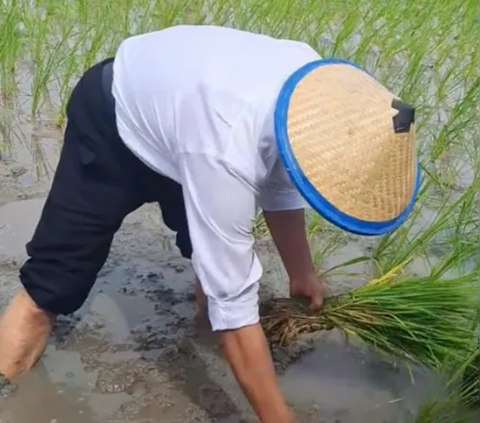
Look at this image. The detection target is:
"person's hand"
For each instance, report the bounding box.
[289,273,326,312]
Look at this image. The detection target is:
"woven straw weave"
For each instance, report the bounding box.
[287,64,417,222]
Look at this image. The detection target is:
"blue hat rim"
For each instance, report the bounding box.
[274,58,421,236]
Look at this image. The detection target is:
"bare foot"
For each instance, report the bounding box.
[0,289,55,380]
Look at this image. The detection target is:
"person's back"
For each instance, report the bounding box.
[112,25,320,183]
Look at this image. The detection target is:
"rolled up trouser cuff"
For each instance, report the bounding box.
[20,258,97,315]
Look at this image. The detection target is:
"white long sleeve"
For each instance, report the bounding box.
[179,152,262,330]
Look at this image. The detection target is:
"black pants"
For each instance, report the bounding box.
[19,58,192,315]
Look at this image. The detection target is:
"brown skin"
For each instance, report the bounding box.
[0,289,55,380]
[221,324,296,423]
[198,208,325,423]
[0,208,324,423]
[263,208,326,307]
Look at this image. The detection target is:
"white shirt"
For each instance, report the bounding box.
[112,25,321,331]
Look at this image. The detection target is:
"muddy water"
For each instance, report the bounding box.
[0,140,439,423]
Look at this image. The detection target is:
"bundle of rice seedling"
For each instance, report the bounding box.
[261,266,477,370]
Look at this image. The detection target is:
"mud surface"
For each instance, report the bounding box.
[0,136,437,423]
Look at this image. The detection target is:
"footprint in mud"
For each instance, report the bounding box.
[94,366,137,394]
[0,374,17,398]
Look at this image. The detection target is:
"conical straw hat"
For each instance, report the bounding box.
[275,59,420,235]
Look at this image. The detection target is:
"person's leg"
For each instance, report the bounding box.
[0,60,144,379]
[154,177,207,319]
[20,125,144,316]
[155,176,193,261]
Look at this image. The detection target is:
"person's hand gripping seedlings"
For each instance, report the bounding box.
[263,208,326,311]
[290,273,326,312]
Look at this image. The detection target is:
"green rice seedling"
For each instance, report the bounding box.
[426,181,478,276]
[429,236,478,279]
[252,212,269,239]
[125,0,163,34]
[413,346,479,423]
[261,265,478,371]
[148,0,205,31]
[460,347,479,407]
[430,81,479,163]
[56,33,87,128]
[413,380,478,423]
[22,2,75,116]
[305,211,348,271]
[31,28,74,116]
[252,209,349,272]
[0,117,13,157]
[80,25,109,78]
[371,176,478,276]
[0,1,22,99]
[29,130,56,180]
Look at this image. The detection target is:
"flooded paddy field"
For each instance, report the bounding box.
[0,0,478,422]
[0,179,437,422]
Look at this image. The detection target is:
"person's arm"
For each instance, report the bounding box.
[221,325,295,423]
[263,208,314,281]
[179,153,295,423]
[259,161,325,309]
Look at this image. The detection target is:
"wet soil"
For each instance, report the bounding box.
[0,137,437,423]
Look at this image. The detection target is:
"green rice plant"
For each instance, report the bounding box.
[305,211,348,271]
[0,1,22,99]
[0,118,13,157]
[148,0,206,30]
[22,3,75,116]
[426,191,478,278]
[413,346,479,423]
[80,25,109,76]
[460,348,479,407]
[371,175,478,275]
[261,264,478,371]
[252,212,269,239]
[430,80,479,163]
[56,33,87,128]
[252,209,349,271]
[429,238,478,279]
